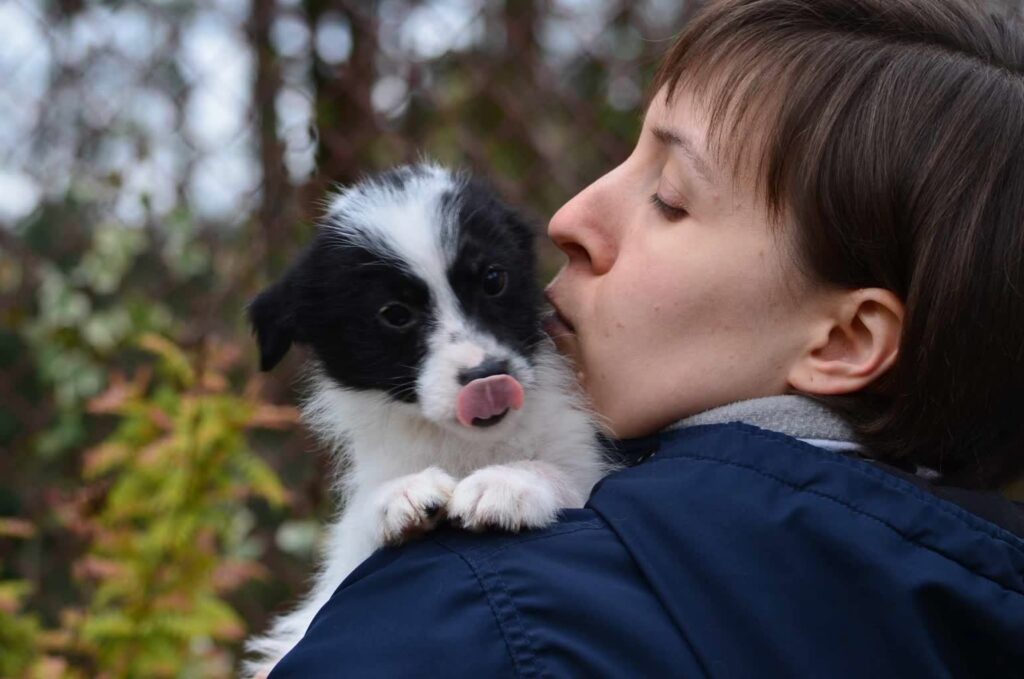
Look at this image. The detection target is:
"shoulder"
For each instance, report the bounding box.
[424,511,703,677]
[270,507,695,678]
[272,423,1024,677]
[597,421,1024,593]
[590,422,1024,676]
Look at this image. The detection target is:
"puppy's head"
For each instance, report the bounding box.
[249,163,544,437]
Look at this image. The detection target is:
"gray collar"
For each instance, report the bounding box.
[668,394,860,447]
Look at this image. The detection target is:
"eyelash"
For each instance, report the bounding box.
[649,193,689,220]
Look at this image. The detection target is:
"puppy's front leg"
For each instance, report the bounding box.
[244,467,456,677]
[448,460,585,532]
[372,466,458,545]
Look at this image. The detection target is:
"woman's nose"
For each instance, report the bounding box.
[547,175,618,276]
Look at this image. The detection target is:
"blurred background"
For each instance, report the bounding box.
[0,0,691,675]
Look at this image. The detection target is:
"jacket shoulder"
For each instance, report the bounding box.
[634,422,1024,593]
[269,533,519,678]
[273,508,696,678]
[429,509,707,677]
[588,422,1024,677]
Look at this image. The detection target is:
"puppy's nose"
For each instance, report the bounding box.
[458,358,511,385]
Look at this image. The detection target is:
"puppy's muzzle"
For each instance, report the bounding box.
[455,358,524,428]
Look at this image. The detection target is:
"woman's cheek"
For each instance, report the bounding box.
[592,323,634,394]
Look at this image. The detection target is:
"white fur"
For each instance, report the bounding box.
[324,162,460,285]
[244,167,608,677]
[245,349,606,677]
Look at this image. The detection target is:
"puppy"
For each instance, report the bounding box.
[243,162,607,676]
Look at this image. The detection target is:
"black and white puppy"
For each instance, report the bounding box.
[245,162,606,675]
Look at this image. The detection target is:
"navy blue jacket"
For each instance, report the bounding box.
[270,423,1024,677]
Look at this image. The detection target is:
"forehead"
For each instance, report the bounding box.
[325,165,460,281]
[642,85,799,265]
[644,83,772,203]
[321,165,531,291]
[644,87,713,163]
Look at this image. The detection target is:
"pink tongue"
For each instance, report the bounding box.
[456,375,525,427]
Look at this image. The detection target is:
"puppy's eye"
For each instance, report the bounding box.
[482,265,508,296]
[378,302,416,329]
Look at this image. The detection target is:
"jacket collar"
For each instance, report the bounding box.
[668,394,857,442]
[603,394,859,466]
[599,396,1024,540]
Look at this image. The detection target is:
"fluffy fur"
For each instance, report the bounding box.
[244,162,607,676]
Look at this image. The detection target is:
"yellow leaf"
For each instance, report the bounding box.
[0,580,32,613]
[139,333,195,387]
[237,456,288,507]
[82,443,131,478]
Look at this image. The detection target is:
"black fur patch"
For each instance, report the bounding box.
[248,167,541,404]
[249,235,432,403]
[446,179,543,359]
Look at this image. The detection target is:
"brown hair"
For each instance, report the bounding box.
[652,0,1024,489]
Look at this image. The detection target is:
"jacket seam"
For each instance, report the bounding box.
[743,425,1024,554]
[586,499,715,679]
[433,520,605,561]
[477,555,553,679]
[485,521,605,557]
[433,540,548,678]
[644,450,1024,597]
[660,423,1024,557]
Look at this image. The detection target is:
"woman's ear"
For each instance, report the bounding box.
[787,288,904,395]
[248,277,297,372]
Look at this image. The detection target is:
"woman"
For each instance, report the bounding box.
[270,0,1024,676]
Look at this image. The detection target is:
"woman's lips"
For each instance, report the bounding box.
[542,291,582,375]
[543,310,574,337]
[542,292,576,337]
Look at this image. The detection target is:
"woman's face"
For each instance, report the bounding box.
[545,86,826,439]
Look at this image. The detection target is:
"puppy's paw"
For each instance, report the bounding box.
[448,464,560,532]
[374,467,457,545]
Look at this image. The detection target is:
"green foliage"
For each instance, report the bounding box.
[2,335,296,678]
[0,3,674,676]
[0,521,45,678]
[68,334,291,677]
[17,223,174,459]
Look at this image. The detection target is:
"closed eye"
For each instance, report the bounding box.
[649,193,689,221]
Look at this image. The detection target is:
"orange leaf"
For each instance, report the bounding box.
[0,517,36,539]
[86,372,134,414]
[73,555,127,582]
[200,371,229,392]
[212,559,269,593]
[147,406,175,431]
[247,404,301,430]
[82,443,130,477]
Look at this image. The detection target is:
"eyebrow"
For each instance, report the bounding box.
[651,125,718,187]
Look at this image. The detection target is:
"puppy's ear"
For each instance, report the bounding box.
[248,277,297,372]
